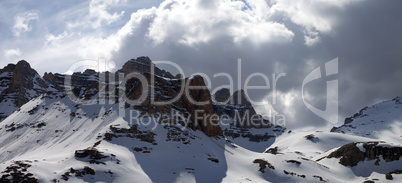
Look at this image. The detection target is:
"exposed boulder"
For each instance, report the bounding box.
[0,160,38,183]
[327,142,402,167]
[253,159,275,173]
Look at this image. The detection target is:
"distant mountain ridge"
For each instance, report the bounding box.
[331,95,402,144]
[0,57,272,136]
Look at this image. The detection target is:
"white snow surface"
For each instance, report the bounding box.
[0,95,401,182]
[333,95,402,144]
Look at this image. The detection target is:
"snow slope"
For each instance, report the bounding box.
[332,95,402,144]
[1,94,401,182]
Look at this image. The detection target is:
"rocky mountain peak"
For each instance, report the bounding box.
[125,73,223,137]
[118,57,175,78]
[213,88,230,103]
[118,56,153,75]
[212,89,269,128]
[0,60,32,76]
[42,72,54,81]
[0,60,51,121]
[10,60,43,91]
[15,60,30,68]
[0,64,16,73]
[229,89,252,106]
[83,69,97,75]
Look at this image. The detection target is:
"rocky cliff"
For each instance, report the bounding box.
[0,58,223,137]
[0,60,50,121]
[124,73,222,137]
[213,88,270,128]
[326,141,402,167]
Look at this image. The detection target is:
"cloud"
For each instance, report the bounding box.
[146,0,294,46]
[304,29,320,46]
[271,0,362,32]
[89,0,127,28]
[78,0,297,61]
[45,31,69,47]
[12,11,38,38]
[4,48,21,58]
[73,0,388,130]
[270,0,364,45]
[1,0,402,131]
[85,0,369,61]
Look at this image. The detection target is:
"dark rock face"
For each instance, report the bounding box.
[0,60,48,107]
[253,159,275,173]
[75,148,108,159]
[331,104,371,132]
[117,56,174,79]
[386,169,402,180]
[339,106,368,127]
[105,124,157,143]
[0,160,38,183]
[229,89,253,106]
[223,128,277,142]
[61,166,96,181]
[1,58,223,137]
[184,76,223,136]
[214,88,230,103]
[118,56,153,76]
[327,142,402,167]
[43,70,100,92]
[305,134,319,143]
[0,61,50,121]
[213,89,271,128]
[124,73,223,137]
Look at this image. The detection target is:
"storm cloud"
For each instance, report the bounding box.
[1,0,402,130]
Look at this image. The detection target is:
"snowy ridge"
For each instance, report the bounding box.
[0,94,401,182]
[332,95,402,144]
[0,59,401,182]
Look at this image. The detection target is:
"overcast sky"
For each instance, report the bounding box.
[1,0,402,130]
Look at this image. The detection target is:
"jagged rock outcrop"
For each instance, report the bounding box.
[333,106,368,129]
[0,61,50,121]
[117,56,175,79]
[330,95,402,144]
[0,58,223,137]
[124,73,223,137]
[213,88,270,128]
[213,88,230,103]
[227,89,257,117]
[43,70,99,91]
[326,141,402,167]
[43,69,114,104]
[0,60,48,106]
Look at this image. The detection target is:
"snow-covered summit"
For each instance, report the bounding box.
[332,95,402,144]
[0,59,401,182]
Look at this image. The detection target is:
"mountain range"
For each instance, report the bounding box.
[0,57,401,182]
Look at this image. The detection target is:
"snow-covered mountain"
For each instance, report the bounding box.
[331,95,402,144]
[0,58,401,182]
[0,61,54,122]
